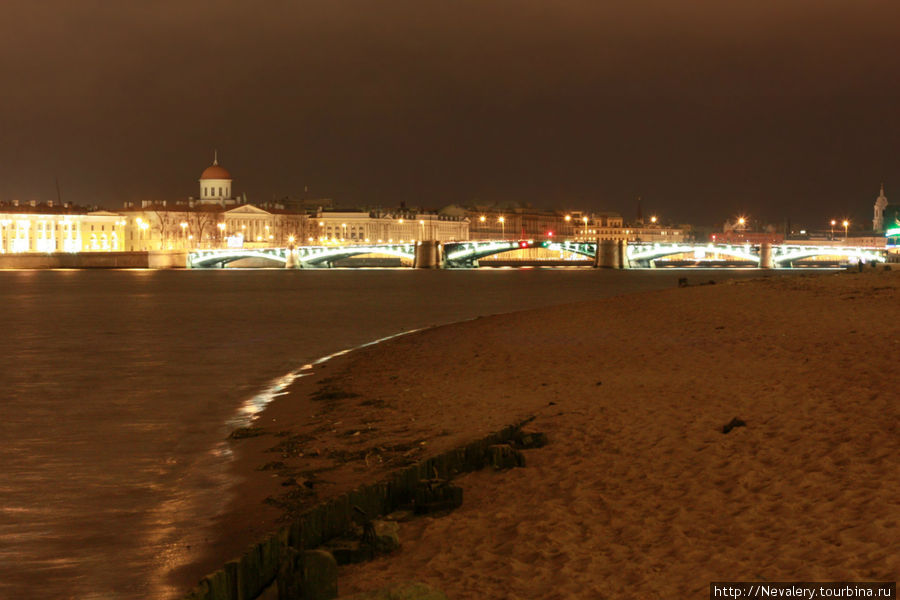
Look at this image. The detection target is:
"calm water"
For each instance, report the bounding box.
[0,267,788,599]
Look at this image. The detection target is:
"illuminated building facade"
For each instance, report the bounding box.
[119,157,309,250]
[313,210,468,244]
[117,204,308,250]
[0,203,127,253]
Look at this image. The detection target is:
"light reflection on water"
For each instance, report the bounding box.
[0,268,786,599]
[226,328,424,432]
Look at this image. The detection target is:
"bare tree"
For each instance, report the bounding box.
[187,207,221,248]
[150,206,177,249]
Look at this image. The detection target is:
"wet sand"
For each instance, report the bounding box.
[201,270,900,599]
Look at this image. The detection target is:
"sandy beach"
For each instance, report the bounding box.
[194,269,899,599]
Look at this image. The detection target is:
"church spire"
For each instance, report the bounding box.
[873,182,889,232]
[213,149,218,166]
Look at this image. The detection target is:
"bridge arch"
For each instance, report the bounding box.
[442,240,588,267]
[773,246,885,266]
[298,244,416,266]
[188,248,289,268]
[626,243,759,267]
[539,241,597,259]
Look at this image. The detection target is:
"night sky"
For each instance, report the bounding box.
[2,0,899,226]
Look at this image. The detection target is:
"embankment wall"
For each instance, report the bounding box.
[182,421,530,600]
[0,251,188,269]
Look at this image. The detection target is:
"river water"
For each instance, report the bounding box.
[0,267,789,599]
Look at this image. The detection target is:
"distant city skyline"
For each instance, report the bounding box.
[1,1,898,227]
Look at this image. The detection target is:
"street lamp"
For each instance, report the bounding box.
[650,215,658,225]
[139,220,149,251]
[419,219,426,241]
[217,222,226,248]
[842,219,849,241]
[564,215,572,239]
[830,219,836,240]
[180,221,188,249]
[498,216,505,239]
[582,216,588,240]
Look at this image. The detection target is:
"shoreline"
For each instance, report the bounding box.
[175,269,899,598]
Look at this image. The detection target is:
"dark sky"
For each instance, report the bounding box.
[2,0,899,226]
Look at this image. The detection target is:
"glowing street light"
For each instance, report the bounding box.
[830,219,836,239]
[650,215,658,224]
[137,220,149,250]
[842,219,849,240]
[498,216,505,239]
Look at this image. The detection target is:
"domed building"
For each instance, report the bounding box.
[198,152,234,206]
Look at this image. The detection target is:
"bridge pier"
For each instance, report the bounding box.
[284,247,298,269]
[758,242,774,269]
[594,239,626,269]
[414,240,441,268]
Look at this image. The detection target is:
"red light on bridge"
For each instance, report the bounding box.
[548,231,553,237]
[519,241,528,248]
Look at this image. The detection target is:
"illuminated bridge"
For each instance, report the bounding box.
[187,243,417,269]
[625,242,886,268]
[187,240,887,269]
